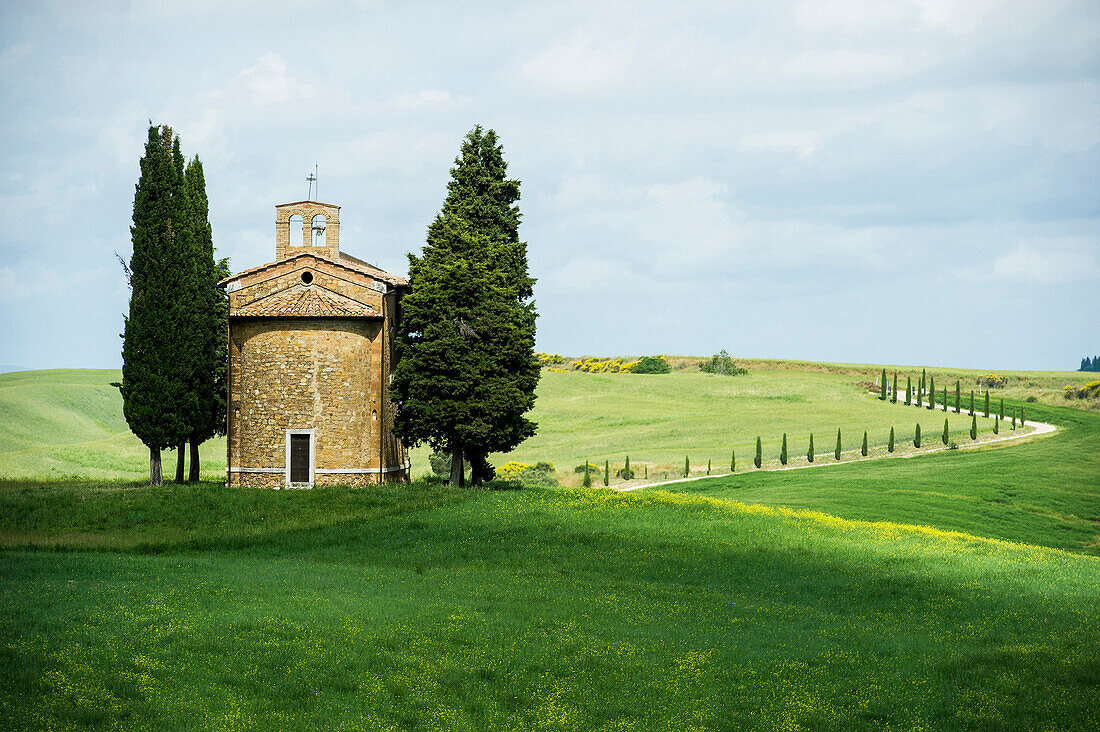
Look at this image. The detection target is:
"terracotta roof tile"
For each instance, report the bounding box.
[219,251,408,287]
[233,287,381,318]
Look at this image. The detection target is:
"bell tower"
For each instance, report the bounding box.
[274,200,341,261]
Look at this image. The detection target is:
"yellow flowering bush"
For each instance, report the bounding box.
[495,461,529,481]
[573,357,637,373]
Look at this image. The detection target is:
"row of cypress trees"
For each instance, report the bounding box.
[121,125,228,485]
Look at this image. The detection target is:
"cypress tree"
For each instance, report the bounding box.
[121,125,195,486]
[942,418,949,445]
[391,127,539,487]
[182,156,228,482]
[707,459,711,475]
[835,428,842,460]
[644,464,648,479]
[582,460,591,488]
[892,372,898,403]
[1011,407,1016,430]
[684,455,690,477]
[624,455,631,480]
[914,423,922,448]
[999,398,1004,420]
[928,376,936,410]
[969,390,975,416]
[984,391,990,418]
[906,376,912,405]
[888,427,895,452]
[994,416,999,434]
[862,431,868,457]
[604,459,610,486]
[954,380,961,413]
[1021,405,1026,425]
[730,450,735,473]
[755,437,762,469]
[880,368,887,400]
[970,413,977,439]
[916,378,923,408]
[807,433,814,463]
[780,433,788,466]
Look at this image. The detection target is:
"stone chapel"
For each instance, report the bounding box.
[220,200,410,488]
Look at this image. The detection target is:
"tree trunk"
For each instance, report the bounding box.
[150,446,163,486]
[175,442,186,483]
[469,454,483,487]
[189,440,200,482]
[449,448,464,488]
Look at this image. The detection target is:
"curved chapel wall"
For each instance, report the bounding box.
[229,318,378,483]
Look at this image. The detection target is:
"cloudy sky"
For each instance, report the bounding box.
[1,0,1097,371]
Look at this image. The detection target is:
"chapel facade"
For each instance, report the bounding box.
[220,200,410,488]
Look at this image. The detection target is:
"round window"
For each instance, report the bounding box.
[301,271,314,285]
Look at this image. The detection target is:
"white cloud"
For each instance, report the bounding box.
[991,239,1100,285]
[739,130,825,157]
[520,32,633,94]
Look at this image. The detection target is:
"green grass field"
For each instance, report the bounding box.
[0,366,1056,482]
[1,365,1098,729]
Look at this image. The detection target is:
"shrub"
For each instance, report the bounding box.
[971,414,977,440]
[942,418,949,445]
[780,434,788,466]
[535,352,565,366]
[429,450,450,476]
[835,428,842,461]
[978,373,1008,389]
[755,437,762,469]
[699,350,748,376]
[496,461,530,481]
[862,431,868,457]
[948,441,959,450]
[807,434,815,463]
[888,427,895,453]
[632,356,672,374]
[574,357,636,374]
[914,424,921,448]
[1026,395,1037,403]
[516,463,558,487]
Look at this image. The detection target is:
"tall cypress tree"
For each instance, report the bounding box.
[954,380,961,413]
[942,386,948,413]
[182,156,228,482]
[999,398,1005,420]
[971,413,977,439]
[928,375,936,410]
[892,372,898,403]
[942,418,949,445]
[888,427,895,453]
[969,390,975,416]
[780,433,788,466]
[730,450,735,473]
[906,376,912,405]
[604,459,610,486]
[807,433,815,463]
[862,431,868,457]
[835,428,842,460]
[683,455,690,477]
[984,391,990,418]
[392,127,539,486]
[880,368,887,400]
[121,125,195,486]
[754,437,762,469]
[914,423,922,448]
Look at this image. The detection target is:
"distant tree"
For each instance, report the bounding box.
[862,431,868,457]
[700,350,748,376]
[121,125,196,486]
[1011,407,1016,430]
[604,459,610,486]
[906,376,912,406]
[582,460,591,488]
[916,377,923,408]
[622,455,633,480]
[880,369,887,400]
[707,459,711,475]
[954,380,961,414]
[970,414,977,440]
[942,386,948,413]
[683,455,690,477]
[914,423,922,448]
[888,427,895,453]
[835,428,842,460]
[994,416,999,434]
[984,391,990,418]
[892,372,898,403]
[644,464,648,479]
[928,376,936,410]
[942,418,949,445]
[969,390,975,416]
[780,433,788,466]
[755,437,762,469]
[1021,406,1026,425]
[999,398,1004,420]
[730,450,735,473]
[807,433,815,463]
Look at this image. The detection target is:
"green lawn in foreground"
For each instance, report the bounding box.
[2,483,1098,730]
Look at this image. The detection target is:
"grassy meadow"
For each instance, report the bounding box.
[1,363,1098,729]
